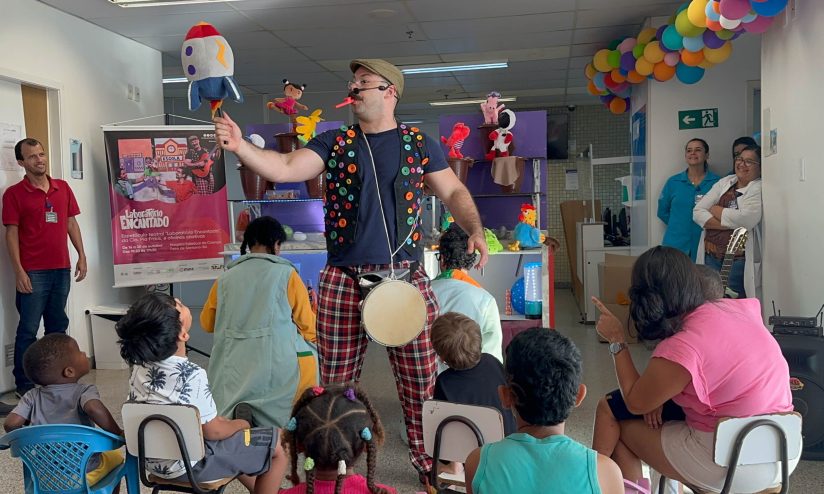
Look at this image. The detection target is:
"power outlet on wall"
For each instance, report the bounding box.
[4,344,12,367]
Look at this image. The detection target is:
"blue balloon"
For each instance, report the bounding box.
[683,35,705,52]
[593,72,607,91]
[676,63,705,84]
[511,277,525,315]
[662,25,684,51]
[751,0,789,18]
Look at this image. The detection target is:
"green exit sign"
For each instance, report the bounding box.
[679,108,719,130]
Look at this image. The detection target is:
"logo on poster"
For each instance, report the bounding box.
[120,208,170,230]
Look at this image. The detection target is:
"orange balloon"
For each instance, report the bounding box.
[653,62,676,81]
[681,49,705,67]
[626,70,646,84]
[585,63,597,79]
[610,69,627,83]
[711,0,720,14]
[588,80,603,95]
[609,97,628,114]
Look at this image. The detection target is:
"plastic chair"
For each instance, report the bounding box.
[121,402,233,494]
[657,412,802,494]
[0,424,139,494]
[421,400,505,491]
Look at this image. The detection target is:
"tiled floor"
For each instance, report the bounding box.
[0,289,820,493]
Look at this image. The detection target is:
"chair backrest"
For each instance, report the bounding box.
[0,424,123,494]
[422,400,505,462]
[714,412,803,467]
[121,402,205,461]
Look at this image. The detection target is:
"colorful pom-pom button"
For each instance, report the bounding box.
[413,232,420,241]
[328,159,337,168]
[346,178,352,185]
[339,187,347,195]
[401,167,410,176]
[330,211,336,218]
[416,135,423,141]
[406,238,412,244]
[407,207,413,214]
[338,218,347,227]
[334,203,340,210]
[411,127,420,132]
[405,192,413,200]
[404,144,412,151]
[345,203,352,209]
[340,125,348,131]
[339,237,344,243]
[330,231,338,239]
[407,217,415,225]
[347,150,355,158]
[348,194,354,201]
[403,135,412,142]
[406,156,414,164]
[346,129,356,138]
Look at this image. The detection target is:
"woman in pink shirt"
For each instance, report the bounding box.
[591,246,794,493]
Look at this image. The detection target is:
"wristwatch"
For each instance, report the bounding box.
[609,342,628,356]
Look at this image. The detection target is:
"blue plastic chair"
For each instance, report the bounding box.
[0,424,140,494]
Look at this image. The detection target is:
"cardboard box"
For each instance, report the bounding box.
[597,254,638,343]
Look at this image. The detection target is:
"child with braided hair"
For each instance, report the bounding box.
[281,383,396,494]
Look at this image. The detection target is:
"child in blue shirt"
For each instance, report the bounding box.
[465,328,624,494]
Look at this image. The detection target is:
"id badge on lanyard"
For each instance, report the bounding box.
[45,200,57,223]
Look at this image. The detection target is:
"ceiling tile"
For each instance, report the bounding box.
[420,12,575,40]
[409,0,575,22]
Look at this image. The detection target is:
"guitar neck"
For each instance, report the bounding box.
[719,255,734,287]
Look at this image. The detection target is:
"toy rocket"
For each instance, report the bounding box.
[181,22,243,117]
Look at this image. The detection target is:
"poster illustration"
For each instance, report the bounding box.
[103,126,229,287]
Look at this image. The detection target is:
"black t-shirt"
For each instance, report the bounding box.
[434,353,517,435]
[305,126,448,266]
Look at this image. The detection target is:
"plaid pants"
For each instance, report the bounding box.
[193,174,214,194]
[317,261,439,475]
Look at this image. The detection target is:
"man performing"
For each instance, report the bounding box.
[214,59,488,482]
[183,135,214,194]
[2,138,87,397]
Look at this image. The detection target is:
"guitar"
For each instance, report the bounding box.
[185,143,221,178]
[720,227,748,299]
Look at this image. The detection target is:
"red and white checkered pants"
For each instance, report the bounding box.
[317,261,439,475]
[193,174,214,194]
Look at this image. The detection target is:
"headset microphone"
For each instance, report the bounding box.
[350,85,388,95]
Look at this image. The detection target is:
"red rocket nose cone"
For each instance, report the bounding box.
[184,22,221,40]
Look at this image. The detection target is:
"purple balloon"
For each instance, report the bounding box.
[731,30,744,40]
[703,29,726,49]
[620,51,637,72]
[600,95,613,105]
[719,0,751,20]
[655,24,667,42]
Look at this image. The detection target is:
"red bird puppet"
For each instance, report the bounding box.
[441,122,471,159]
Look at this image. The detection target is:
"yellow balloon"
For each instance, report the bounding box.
[703,41,733,64]
[635,57,654,76]
[675,10,705,38]
[593,49,612,73]
[644,41,665,64]
[698,60,715,69]
[585,63,597,79]
[687,0,709,28]
[637,27,657,45]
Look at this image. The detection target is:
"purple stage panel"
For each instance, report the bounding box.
[260,201,325,233]
[438,110,547,160]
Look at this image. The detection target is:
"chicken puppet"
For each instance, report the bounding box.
[486,109,516,160]
[440,122,471,159]
[480,91,505,125]
[509,203,545,251]
[182,22,243,117]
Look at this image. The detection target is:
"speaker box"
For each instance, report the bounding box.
[775,333,824,460]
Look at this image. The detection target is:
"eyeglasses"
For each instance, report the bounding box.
[734,157,760,167]
[347,79,391,91]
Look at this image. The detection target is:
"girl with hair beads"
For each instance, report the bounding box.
[281,383,396,494]
[201,216,318,428]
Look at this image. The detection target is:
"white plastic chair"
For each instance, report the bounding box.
[422,400,506,490]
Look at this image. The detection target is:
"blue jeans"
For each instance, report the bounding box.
[704,254,746,299]
[14,269,71,391]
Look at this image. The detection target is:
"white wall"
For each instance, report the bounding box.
[761,5,824,316]
[642,34,761,248]
[0,0,164,388]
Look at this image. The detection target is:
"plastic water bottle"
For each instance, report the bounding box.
[524,262,542,319]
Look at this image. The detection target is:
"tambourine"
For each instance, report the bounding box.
[360,279,427,347]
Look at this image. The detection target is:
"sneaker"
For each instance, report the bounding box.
[233,402,256,427]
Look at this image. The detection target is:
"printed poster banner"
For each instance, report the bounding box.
[103,125,229,287]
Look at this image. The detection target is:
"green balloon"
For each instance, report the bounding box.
[607,50,621,69]
[283,225,294,240]
[632,43,646,59]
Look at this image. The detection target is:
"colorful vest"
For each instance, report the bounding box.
[323,123,429,260]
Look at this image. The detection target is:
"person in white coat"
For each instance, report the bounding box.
[693,145,762,299]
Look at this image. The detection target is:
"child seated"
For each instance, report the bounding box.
[431,313,516,435]
[465,328,624,494]
[3,334,124,487]
[695,263,724,300]
[115,293,287,493]
[280,383,395,494]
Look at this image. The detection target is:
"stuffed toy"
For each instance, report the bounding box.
[484,228,504,254]
[440,122,471,159]
[509,203,545,251]
[295,109,324,144]
[480,91,505,125]
[267,79,309,118]
[182,22,243,117]
[486,109,516,160]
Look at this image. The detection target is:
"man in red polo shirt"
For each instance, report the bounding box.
[2,138,87,397]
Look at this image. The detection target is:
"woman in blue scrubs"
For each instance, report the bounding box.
[657,138,721,261]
